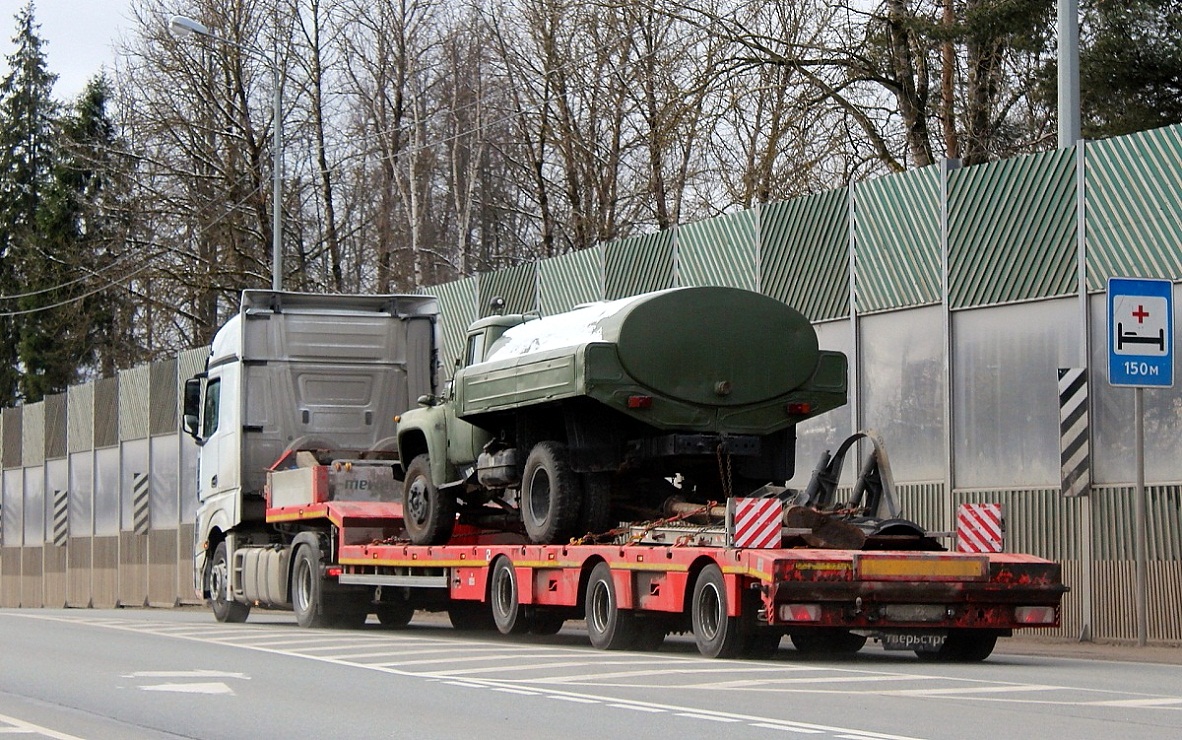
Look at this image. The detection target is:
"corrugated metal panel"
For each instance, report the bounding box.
[176,347,209,384]
[538,247,604,315]
[94,377,119,449]
[44,394,67,460]
[148,528,179,606]
[67,537,91,607]
[761,190,850,321]
[1085,124,1182,288]
[676,210,757,290]
[67,383,94,454]
[1091,485,1182,560]
[478,263,537,315]
[91,535,118,607]
[604,231,675,299]
[119,531,148,606]
[429,278,478,379]
[119,366,150,441]
[948,148,1078,308]
[21,546,43,607]
[43,543,66,607]
[952,488,1084,562]
[854,166,942,311]
[1,408,20,469]
[21,402,45,467]
[893,482,947,533]
[150,360,178,436]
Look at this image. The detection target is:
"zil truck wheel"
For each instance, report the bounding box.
[209,541,250,623]
[691,564,742,658]
[402,454,456,545]
[490,557,530,635]
[521,441,581,544]
[585,562,636,650]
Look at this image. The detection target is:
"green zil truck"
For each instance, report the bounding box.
[394,286,848,545]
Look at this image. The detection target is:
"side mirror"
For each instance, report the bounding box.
[416,393,437,407]
[182,377,202,439]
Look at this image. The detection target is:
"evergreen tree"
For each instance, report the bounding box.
[0,1,58,406]
[1079,0,1182,138]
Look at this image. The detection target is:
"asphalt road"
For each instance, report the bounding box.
[1,608,1179,739]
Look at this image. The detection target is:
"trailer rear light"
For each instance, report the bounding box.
[627,395,653,409]
[786,402,812,415]
[325,566,343,578]
[778,604,822,622]
[1014,606,1057,625]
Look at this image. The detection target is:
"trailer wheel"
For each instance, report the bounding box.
[490,557,530,635]
[790,629,866,655]
[448,601,497,631]
[917,631,997,662]
[375,602,414,628]
[522,442,581,544]
[291,544,328,628]
[585,562,636,650]
[402,454,455,545]
[208,542,250,623]
[691,564,743,658]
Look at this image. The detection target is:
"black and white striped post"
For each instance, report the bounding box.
[1058,368,1090,498]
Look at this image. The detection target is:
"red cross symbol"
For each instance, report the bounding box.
[1132,305,1150,323]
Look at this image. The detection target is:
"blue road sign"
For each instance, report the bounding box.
[1108,277,1174,387]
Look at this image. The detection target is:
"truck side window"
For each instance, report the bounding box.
[465,332,485,366]
[202,378,221,438]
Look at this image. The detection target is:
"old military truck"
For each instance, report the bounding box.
[395,286,847,546]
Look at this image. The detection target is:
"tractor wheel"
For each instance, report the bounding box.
[402,454,455,545]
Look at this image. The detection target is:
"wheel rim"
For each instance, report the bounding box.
[406,477,429,524]
[589,580,611,635]
[294,559,312,613]
[527,468,552,524]
[493,566,514,620]
[698,582,722,640]
[211,553,229,604]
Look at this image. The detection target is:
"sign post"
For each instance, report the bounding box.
[1107,277,1174,647]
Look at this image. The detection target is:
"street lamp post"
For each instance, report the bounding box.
[169,15,284,292]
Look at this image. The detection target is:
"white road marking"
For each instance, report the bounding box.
[370,652,574,667]
[881,684,1061,696]
[547,696,598,704]
[1086,697,1182,707]
[607,703,665,713]
[121,670,249,680]
[0,714,85,740]
[138,682,235,695]
[676,712,741,722]
[749,723,824,734]
[430,659,656,677]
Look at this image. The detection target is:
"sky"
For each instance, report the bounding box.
[1,0,135,100]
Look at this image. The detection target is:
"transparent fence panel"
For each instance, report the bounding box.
[68,452,93,537]
[2,469,23,547]
[788,319,855,487]
[45,459,67,543]
[121,439,149,531]
[94,447,120,536]
[23,466,44,545]
[1090,287,1182,484]
[859,306,945,482]
[953,298,1081,488]
[181,437,199,523]
[150,436,179,527]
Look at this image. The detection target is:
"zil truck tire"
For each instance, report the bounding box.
[521,441,581,544]
[490,557,530,635]
[585,562,637,650]
[209,542,250,623]
[691,564,743,658]
[402,454,456,545]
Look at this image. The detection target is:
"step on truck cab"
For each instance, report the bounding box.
[182,290,439,622]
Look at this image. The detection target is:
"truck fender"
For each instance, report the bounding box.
[397,406,453,484]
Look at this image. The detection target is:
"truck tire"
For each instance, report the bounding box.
[578,473,614,536]
[790,629,866,655]
[402,454,456,545]
[917,630,998,662]
[375,602,414,628]
[209,542,250,623]
[633,618,667,652]
[691,564,743,658]
[522,441,581,544]
[292,543,333,628]
[490,557,530,635]
[585,562,636,650]
[528,611,566,635]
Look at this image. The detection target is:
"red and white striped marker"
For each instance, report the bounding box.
[731,498,784,549]
[956,503,1005,553]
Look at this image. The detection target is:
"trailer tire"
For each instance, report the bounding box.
[402,454,455,545]
[790,629,866,655]
[633,619,667,652]
[917,631,997,662]
[376,602,414,628]
[585,562,636,650]
[448,601,497,631]
[691,564,743,658]
[490,557,529,635]
[208,542,250,623]
[291,543,329,628]
[522,442,580,544]
[742,632,783,659]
